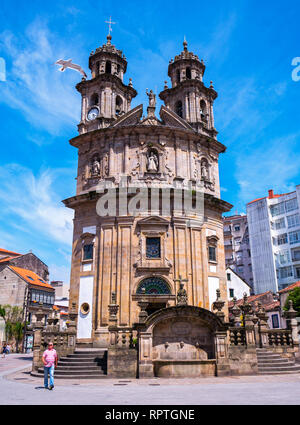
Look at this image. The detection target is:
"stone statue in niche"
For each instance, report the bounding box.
[147,150,159,172]
[91,156,101,177]
[201,159,209,181]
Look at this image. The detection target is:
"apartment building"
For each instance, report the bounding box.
[223,215,253,290]
[247,186,300,294]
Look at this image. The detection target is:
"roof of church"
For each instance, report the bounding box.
[9,266,53,290]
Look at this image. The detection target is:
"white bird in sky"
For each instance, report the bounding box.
[55,59,87,79]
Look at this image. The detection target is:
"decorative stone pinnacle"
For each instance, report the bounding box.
[213,289,225,314]
[106,34,112,45]
[284,299,298,320]
[183,37,188,51]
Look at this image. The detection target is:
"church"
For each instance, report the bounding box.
[59,32,298,378]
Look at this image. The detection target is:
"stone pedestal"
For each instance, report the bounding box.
[107,347,138,378]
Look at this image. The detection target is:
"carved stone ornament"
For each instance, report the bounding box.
[177,283,188,306]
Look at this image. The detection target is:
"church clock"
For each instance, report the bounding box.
[87,107,99,121]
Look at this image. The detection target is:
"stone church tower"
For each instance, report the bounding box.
[63,35,232,347]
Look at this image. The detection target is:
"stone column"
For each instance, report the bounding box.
[138,331,154,378]
[285,300,299,350]
[256,304,269,348]
[31,308,45,373]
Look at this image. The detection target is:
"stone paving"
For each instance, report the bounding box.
[1,354,300,405]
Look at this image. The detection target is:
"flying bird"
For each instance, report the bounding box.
[55,59,87,79]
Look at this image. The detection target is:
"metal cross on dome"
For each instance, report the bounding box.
[105,16,116,35]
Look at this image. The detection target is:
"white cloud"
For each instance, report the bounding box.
[0,164,74,245]
[49,263,71,285]
[235,133,300,206]
[0,19,82,136]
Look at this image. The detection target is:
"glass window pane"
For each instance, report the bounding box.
[83,244,94,260]
[146,238,161,259]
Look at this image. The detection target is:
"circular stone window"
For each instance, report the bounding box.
[80,303,90,315]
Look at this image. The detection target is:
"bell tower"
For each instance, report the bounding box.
[76,33,137,133]
[159,40,218,136]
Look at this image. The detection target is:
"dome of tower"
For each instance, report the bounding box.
[168,39,205,80]
[89,35,128,79]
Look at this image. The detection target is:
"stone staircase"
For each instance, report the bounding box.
[32,349,108,379]
[256,348,300,375]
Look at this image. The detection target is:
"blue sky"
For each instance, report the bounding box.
[0,0,299,284]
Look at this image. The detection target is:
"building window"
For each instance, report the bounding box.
[227,273,231,281]
[208,246,217,262]
[289,230,300,245]
[176,69,180,84]
[292,249,300,261]
[229,288,234,298]
[287,213,300,228]
[105,61,112,74]
[115,95,123,116]
[237,266,244,274]
[136,277,171,295]
[279,251,290,265]
[277,233,288,245]
[234,225,240,232]
[275,217,286,230]
[90,93,99,106]
[175,100,183,118]
[271,314,279,329]
[285,198,298,212]
[186,67,191,79]
[83,244,94,261]
[295,267,300,279]
[146,237,161,259]
[279,266,293,279]
[270,202,285,217]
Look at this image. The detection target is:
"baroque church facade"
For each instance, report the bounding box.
[63,34,232,350]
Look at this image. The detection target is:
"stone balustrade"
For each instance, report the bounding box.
[264,329,292,347]
[30,307,77,373]
[229,327,246,346]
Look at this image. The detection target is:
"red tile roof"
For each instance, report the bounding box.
[9,266,53,290]
[0,255,22,263]
[0,248,21,256]
[278,281,300,294]
[228,291,273,308]
[264,301,280,312]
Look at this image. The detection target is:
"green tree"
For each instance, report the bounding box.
[284,287,300,317]
[0,304,24,348]
[12,322,25,353]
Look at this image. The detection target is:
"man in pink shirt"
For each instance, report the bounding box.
[42,342,58,390]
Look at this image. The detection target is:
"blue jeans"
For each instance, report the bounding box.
[44,365,54,388]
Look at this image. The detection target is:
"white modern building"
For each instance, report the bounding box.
[226,267,251,301]
[247,186,300,294]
